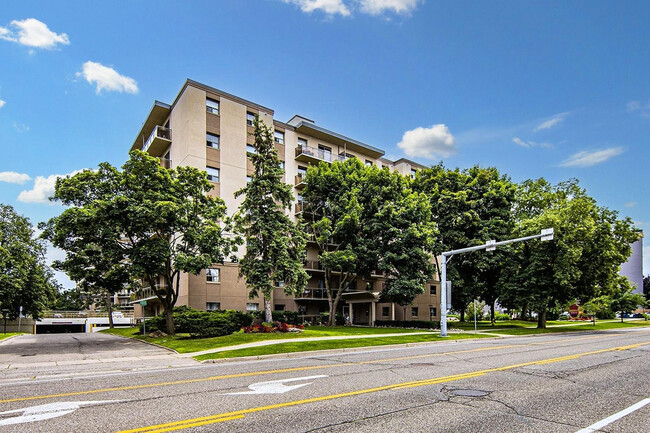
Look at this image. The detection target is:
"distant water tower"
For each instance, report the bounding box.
[619,232,644,295]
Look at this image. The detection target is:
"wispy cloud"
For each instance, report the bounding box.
[282,0,351,16]
[627,100,650,118]
[625,202,637,208]
[17,170,83,204]
[76,61,138,94]
[0,99,5,109]
[533,112,568,132]
[512,137,553,149]
[0,18,69,49]
[397,124,456,159]
[559,147,624,168]
[0,171,30,184]
[13,122,29,132]
[281,0,422,16]
[357,0,423,15]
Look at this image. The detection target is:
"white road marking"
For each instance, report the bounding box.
[574,398,650,433]
[0,400,122,426]
[224,375,328,395]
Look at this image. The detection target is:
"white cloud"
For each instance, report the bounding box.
[357,0,422,15]
[283,0,351,16]
[17,170,83,204]
[512,137,553,149]
[76,61,139,94]
[533,112,567,132]
[627,100,650,118]
[13,122,29,132]
[625,202,637,208]
[0,18,69,49]
[397,124,456,160]
[0,171,31,184]
[559,147,624,168]
[0,99,5,108]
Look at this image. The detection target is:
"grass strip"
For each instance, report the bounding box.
[0,332,21,341]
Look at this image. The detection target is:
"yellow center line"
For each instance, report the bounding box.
[1,332,644,404]
[116,341,650,433]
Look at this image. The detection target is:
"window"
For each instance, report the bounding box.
[246,112,255,126]
[365,160,373,167]
[206,133,220,149]
[246,144,256,155]
[297,166,307,177]
[382,306,390,317]
[430,285,436,295]
[318,144,331,161]
[279,161,285,171]
[206,302,220,311]
[410,168,417,179]
[411,307,419,317]
[297,137,308,148]
[275,280,285,287]
[206,99,220,115]
[246,175,252,184]
[274,131,285,144]
[246,303,259,311]
[206,268,220,282]
[206,166,220,182]
[430,307,437,318]
[317,279,326,289]
[275,304,285,311]
[365,281,374,291]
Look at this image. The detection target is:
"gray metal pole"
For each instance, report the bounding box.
[474,299,478,334]
[440,254,448,337]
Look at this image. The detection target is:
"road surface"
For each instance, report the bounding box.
[0,329,648,432]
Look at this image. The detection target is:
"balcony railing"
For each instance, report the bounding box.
[295,201,305,214]
[295,173,306,188]
[295,146,345,164]
[130,285,167,303]
[159,158,172,169]
[43,311,135,318]
[142,126,172,155]
[303,260,323,271]
[296,287,328,299]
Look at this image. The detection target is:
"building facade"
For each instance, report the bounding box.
[130,79,440,325]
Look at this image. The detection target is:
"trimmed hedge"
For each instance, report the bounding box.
[374,319,446,330]
[142,307,254,338]
[254,310,301,325]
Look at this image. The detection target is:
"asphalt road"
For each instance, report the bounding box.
[0,329,648,432]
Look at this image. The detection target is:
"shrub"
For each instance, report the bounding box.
[316,312,345,326]
[374,320,448,330]
[141,307,251,338]
[494,313,510,321]
[254,310,301,325]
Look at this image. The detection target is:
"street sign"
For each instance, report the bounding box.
[485,240,496,251]
[139,300,147,306]
[446,281,452,309]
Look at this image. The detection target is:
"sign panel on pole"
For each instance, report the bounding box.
[446,281,452,309]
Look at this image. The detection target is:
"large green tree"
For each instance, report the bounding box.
[234,116,309,323]
[45,151,234,334]
[0,204,56,320]
[302,159,436,324]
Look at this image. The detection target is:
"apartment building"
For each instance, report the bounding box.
[130,79,440,325]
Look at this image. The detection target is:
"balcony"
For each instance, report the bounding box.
[295,173,306,188]
[130,286,167,303]
[295,145,345,164]
[295,287,328,300]
[304,260,324,271]
[159,158,172,169]
[142,126,172,157]
[295,201,305,214]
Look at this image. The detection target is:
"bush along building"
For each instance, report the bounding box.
[129,79,440,326]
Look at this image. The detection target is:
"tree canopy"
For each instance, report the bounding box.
[0,204,56,320]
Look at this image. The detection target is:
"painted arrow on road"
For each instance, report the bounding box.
[224,375,328,395]
[0,400,122,426]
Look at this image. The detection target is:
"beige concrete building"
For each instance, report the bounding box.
[130,79,440,325]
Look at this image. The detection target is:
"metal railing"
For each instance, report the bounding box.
[42,311,135,318]
[296,288,328,299]
[143,126,172,152]
[295,146,345,163]
[131,286,167,302]
[159,158,172,169]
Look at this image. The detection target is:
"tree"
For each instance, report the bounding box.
[499,179,639,328]
[586,278,646,322]
[0,204,56,320]
[45,151,234,334]
[234,115,309,323]
[643,275,650,302]
[414,165,516,323]
[302,159,436,325]
[48,288,92,311]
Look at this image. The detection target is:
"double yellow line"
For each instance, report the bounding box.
[118,341,649,433]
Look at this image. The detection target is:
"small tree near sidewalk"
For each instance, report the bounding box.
[234,115,309,323]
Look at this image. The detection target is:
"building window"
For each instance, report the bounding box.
[430,307,437,318]
[274,131,285,144]
[206,166,220,182]
[365,281,374,291]
[246,144,256,155]
[275,280,285,287]
[297,166,307,177]
[206,268,220,282]
[410,168,417,179]
[206,302,220,311]
[279,161,285,171]
[206,133,220,149]
[318,144,331,161]
[246,112,255,126]
[246,175,252,184]
[382,306,390,317]
[246,303,259,311]
[298,137,308,148]
[430,285,436,295]
[206,99,220,115]
[411,307,419,317]
[275,304,285,311]
[317,279,325,289]
[365,160,373,167]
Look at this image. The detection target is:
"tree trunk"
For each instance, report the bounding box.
[490,302,495,327]
[107,294,114,329]
[537,308,547,329]
[265,298,272,323]
[520,303,528,321]
[164,306,175,335]
[620,311,624,323]
[459,308,465,322]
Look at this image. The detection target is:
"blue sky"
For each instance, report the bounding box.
[1,0,648,288]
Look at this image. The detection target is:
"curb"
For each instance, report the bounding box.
[0,334,22,345]
[199,333,507,364]
[108,332,180,354]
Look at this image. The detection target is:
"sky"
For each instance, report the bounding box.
[0,0,648,289]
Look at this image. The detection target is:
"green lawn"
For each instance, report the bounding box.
[195,333,491,361]
[452,319,650,335]
[102,325,431,354]
[0,332,22,341]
